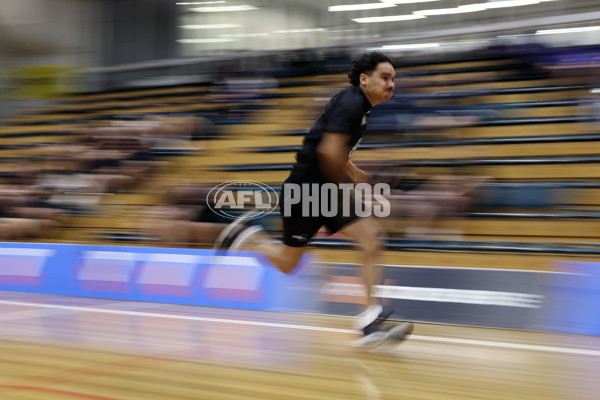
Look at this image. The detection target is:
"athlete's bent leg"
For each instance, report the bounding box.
[339,216,385,309]
[256,241,306,274]
[221,224,308,275]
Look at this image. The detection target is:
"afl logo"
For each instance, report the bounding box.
[206,180,279,220]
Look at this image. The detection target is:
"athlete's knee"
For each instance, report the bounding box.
[362,232,385,255]
[274,252,303,274]
[276,259,299,274]
[280,263,297,275]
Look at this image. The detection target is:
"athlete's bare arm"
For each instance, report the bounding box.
[317,131,352,183]
[344,160,371,184]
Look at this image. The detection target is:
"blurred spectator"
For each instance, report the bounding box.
[366,94,483,141]
[537,44,600,83]
[0,172,64,240]
[372,173,489,239]
[211,69,277,102]
[148,185,231,246]
[484,35,552,80]
[535,44,600,129]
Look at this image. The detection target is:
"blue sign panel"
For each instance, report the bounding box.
[538,261,600,335]
[0,242,316,313]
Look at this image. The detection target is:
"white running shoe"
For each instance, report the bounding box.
[213,209,263,250]
[352,322,414,349]
[230,225,265,250]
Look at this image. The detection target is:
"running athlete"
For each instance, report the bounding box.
[216,51,412,346]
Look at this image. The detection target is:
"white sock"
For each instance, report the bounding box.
[353,304,382,330]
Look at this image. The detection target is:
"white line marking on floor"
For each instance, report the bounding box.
[0,299,598,357]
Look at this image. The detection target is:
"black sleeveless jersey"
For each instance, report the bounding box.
[294,85,372,178]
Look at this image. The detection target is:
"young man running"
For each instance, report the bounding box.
[216,51,412,347]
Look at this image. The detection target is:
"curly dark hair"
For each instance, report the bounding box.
[348,51,395,86]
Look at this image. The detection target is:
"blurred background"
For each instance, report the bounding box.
[2,2,600,398]
[1,0,600,255]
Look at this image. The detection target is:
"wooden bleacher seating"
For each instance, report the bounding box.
[2,48,600,258]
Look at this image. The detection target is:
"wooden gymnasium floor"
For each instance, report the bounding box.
[0,291,599,400]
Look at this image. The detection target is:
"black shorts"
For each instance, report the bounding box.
[279,165,359,247]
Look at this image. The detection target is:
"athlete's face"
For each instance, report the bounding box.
[360,61,395,106]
